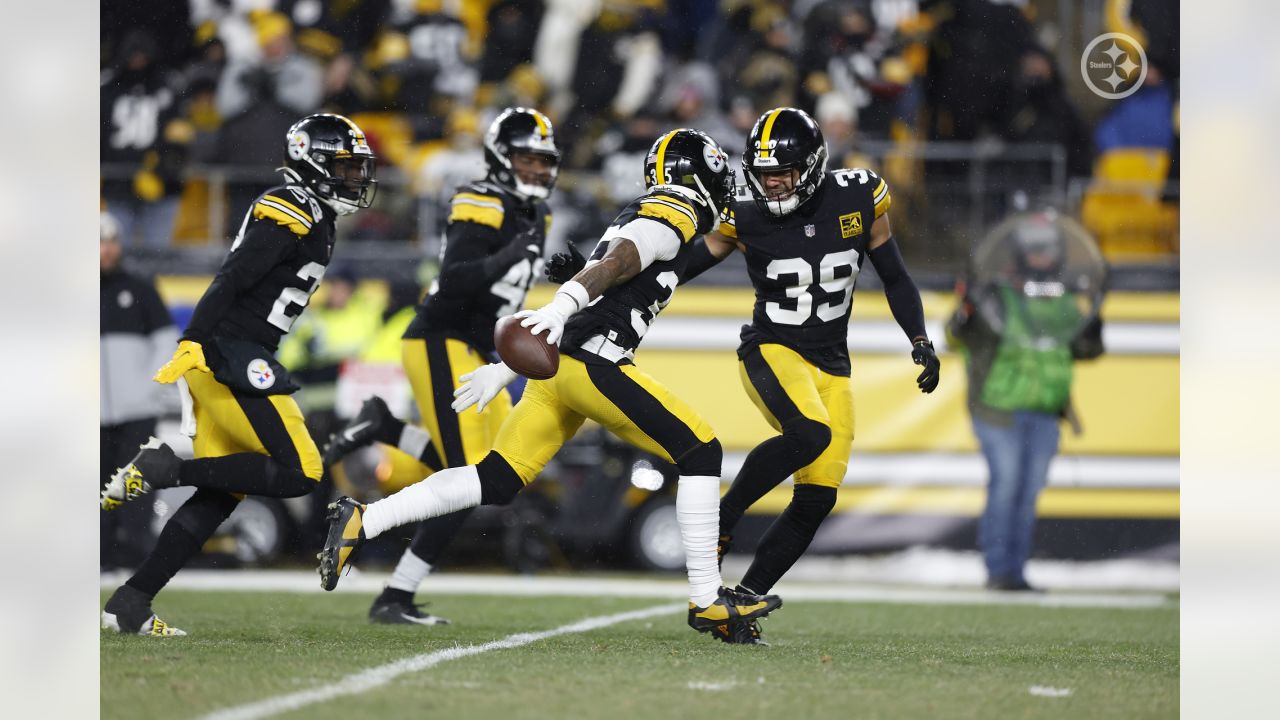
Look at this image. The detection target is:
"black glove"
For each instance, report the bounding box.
[485,229,541,278]
[911,339,940,393]
[544,242,587,284]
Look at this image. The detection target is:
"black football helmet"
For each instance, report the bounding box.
[742,107,828,216]
[643,128,734,215]
[282,113,377,216]
[484,107,561,200]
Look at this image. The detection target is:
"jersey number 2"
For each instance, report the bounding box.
[267,262,326,332]
[764,250,860,325]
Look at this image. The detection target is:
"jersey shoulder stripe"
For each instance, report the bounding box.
[871,176,891,217]
[637,200,697,243]
[448,190,506,229]
[253,196,313,236]
[717,206,738,239]
[261,193,314,224]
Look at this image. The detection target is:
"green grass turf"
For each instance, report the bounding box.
[100,590,1177,720]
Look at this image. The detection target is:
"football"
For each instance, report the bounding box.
[495,314,559,380]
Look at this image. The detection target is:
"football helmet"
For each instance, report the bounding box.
[742,107,828,216]
[644,128,734,215]
[282,113,377,216]
[484,107,561,200]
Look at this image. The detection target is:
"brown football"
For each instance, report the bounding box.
[495,315,560,380]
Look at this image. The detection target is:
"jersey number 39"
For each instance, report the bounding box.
[765,250,860,325]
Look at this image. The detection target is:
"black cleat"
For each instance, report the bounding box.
[324,396,392,466]
[101,437,180,510]
[101,585,186,637]
[985,576,1042,593]
[318,497,366,591]
[710,619,768,646]
[688,586,782,633]
[368,597,451,626]
[716,533,734,570]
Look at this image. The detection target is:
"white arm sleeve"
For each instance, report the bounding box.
[611,218,682,270]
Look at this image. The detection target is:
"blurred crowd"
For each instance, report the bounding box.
[102,0,1179,258]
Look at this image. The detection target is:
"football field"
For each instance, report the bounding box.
[100,573,1178,719]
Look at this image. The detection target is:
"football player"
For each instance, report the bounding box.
[100,114,376,636]
[681,107,940,644]
[319,130,783,637]
[322,107,558,625]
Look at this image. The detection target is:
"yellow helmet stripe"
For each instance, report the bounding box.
[757,108,784,159]
[654,130,680,185]
[531,111,549,139]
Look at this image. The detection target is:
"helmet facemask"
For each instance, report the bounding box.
[484,109,561,201]
[744,144,828,217]
[281,114,378,216]
[317,154,377,215]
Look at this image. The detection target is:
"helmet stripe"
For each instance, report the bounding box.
[758,108,784,159]
[531,111,549,139]
[654,130,679,185]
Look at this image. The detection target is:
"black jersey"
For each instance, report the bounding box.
[561,186,718,363]
[183,184,335,355]
[724,168,892,376]
[405,181,551,355]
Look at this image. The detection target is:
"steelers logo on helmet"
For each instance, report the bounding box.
[281,114,378,216]
[742,107,828,216]
[483,107,561,201]
[644,129,734,214]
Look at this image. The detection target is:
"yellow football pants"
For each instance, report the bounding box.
[402,336,512,470]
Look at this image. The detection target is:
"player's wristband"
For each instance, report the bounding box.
[554,280,591,317]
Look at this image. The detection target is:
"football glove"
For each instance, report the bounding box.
[452,362,518,414]
[154,340,210,384]
[544,242,587,284]
[514,285,584,346]
[911,339,940,393]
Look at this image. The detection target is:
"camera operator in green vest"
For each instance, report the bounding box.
[947,209,1106,591]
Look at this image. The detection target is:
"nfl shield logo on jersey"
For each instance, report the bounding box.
[805,224,816,237]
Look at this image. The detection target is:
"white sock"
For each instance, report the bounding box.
[387,549,433,594]
[677,475,723,608]
[397,424,432,462]
[363,465,483,539]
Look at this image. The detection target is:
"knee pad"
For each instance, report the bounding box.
[675,437,722,477]
[788,484,838,531]
[477,452,525,505]
[782,417,832,463]
[171,489,241,539]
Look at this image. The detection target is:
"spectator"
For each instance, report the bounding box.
[946,211,1105,592]
[101,31,190,248]
[217,12,324,119]
[481,0,546,85]
[1093,64,1175,155]
[998,47,1092,179]
[100,211,179,571]
[416,108,487,236]
[656,62,741,151]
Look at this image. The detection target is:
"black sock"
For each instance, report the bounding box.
[739,485,838,594]
[720,418,831,536]
[408,508,474,565]
[376,586,415,605]
[125,523,204,599]
[179,453,315,497]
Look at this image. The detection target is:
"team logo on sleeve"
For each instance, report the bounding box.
[287,131,311,161]
[839,212,863,238]
[247,359,276,390]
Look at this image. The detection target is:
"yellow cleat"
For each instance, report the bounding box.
[318,497,366,591]
[688,586,782,632]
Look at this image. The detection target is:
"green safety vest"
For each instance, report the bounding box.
[979,284,1081,414]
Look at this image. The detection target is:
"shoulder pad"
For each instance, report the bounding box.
[717,205,738,239]
[636,188,709,243]
[829,168,891,218]
[253,186,320,237]
[448,184,507,230]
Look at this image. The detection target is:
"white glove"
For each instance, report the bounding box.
[514,281,590,346]
[452,362,518,413]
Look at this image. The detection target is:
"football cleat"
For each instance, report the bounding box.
[369,598,451,626]
[688,586,782,633]
[716,533,734,570]
[323,396,392,466]
[710,620,768,646]
[318,497,366,591]
[101,585,187,637]
[101,437,180,510]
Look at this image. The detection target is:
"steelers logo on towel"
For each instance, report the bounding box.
[247,359,276,390]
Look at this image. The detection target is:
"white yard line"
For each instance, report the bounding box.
[198,602,682,720]
[100,569,1175,609]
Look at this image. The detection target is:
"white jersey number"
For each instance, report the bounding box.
[764,250,860,326]
[267,262,327,332]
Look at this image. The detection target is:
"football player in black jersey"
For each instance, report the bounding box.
[322,108,558,625]
[682,107,941,644]
[320,130,783,637]
[100,113,376,636]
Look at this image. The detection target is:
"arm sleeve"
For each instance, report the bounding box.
[614,217,681,269]
[867,236,928,343]
[432,221,526,293]
[680,237,726,284]
[183,223,293,343]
